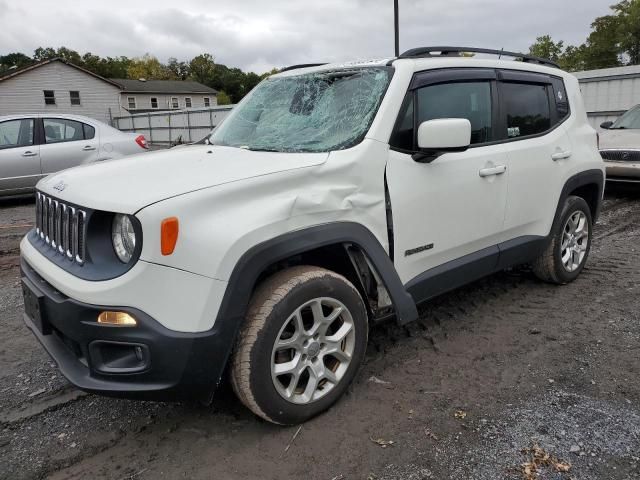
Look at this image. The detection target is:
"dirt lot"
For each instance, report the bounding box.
[1,186,640,480]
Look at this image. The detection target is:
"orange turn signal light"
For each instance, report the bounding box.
[161,217,179,255]
[97,311,137,326]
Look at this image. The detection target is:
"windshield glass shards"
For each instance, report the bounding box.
[209,68,392,153]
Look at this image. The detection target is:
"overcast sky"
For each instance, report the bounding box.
[0,0,612,73]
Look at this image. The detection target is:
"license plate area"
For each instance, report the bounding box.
[22,277,51,335]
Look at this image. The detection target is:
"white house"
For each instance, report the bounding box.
[0,58,218,124]
[113,79,218,113]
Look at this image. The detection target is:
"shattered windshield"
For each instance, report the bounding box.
[209,67,392,153]
[611,105,640,129]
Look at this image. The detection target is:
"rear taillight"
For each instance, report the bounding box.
[135,135,149,149]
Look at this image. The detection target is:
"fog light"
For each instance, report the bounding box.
[97,311,137,326]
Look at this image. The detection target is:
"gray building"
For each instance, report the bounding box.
[0,58,218,124]
[574,65,640,129]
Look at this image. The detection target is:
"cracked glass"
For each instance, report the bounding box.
[209,68,392,153]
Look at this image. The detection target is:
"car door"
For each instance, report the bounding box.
[0,117,42,195]
[386,69,509,294]
[496,71,574,240]
[39,117,99,174]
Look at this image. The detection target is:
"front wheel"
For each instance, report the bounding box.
[533,195,593,284]
[230,266,368,425]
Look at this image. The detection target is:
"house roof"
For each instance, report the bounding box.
[0,57,122,88]
[111,79,218,94]
[0,57,218,95]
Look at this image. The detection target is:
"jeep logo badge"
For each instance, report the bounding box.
[53,181,67,192]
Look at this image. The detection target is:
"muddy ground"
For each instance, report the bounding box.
[1,185,640,480]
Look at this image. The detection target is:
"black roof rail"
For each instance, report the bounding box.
[398,46,559,68]
[280,63,328,72]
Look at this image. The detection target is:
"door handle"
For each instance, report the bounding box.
[82,145,97,151]
[479,165,507,177]
[22,151,37,157]
[551,150,572,161]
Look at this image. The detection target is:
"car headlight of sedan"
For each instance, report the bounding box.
[112,214,137,263]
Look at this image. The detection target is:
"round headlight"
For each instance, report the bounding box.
[112,214,136,263]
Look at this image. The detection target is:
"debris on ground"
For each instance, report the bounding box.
[424,428,439,441]
[518,444,571,479]
[454,410,467,419]
[370,437,395,448]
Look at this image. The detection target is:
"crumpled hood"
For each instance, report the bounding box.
[599,129,640,150]
[37,145,328,213]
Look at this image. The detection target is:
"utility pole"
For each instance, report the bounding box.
[394,0,400,57]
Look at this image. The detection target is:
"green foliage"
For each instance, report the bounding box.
[127,53,175,80]
[529,0,640,71]
[216,90,232,105]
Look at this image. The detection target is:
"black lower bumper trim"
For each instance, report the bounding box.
[21,258,232,402]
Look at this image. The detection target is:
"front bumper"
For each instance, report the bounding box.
[21,258,233,401]
[605,162,640,183]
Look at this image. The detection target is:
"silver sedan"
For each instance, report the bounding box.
[0,113,149,197]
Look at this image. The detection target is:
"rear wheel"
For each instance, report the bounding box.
[533,195,593,284]
[230,266,368,425]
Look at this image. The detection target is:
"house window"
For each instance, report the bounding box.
[127,97,137,110]
[171,97,179,109]
[44,90,56,105]
[204,97,211,107]
[70,91,81,105]
[151,97,158,109]
[185,97,192,108]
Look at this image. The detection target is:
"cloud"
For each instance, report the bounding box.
[0,0,612,73]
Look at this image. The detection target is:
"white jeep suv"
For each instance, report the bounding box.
[20,47,604,425]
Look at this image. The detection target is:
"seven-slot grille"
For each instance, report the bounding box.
[35,192,87,264]
[600,149,640,163]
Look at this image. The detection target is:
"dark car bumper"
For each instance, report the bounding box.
[21,258,232,402]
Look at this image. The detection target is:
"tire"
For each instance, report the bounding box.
[532,195,593,284]
[230,265,368,425]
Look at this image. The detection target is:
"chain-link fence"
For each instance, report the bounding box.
[112,105,234,146]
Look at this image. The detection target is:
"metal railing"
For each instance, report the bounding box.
[112,105,234,146]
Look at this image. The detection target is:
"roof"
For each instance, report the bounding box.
[0,57,122,88]
[111,79,218,94]
[573,64,640,82]
[0,57,217,94]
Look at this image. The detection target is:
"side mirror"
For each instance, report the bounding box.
[600,121,613,130]
[413,118,472,163]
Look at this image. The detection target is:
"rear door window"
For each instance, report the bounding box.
[0,119,35,149]
[43,118,86,143]
[501,82,551,138]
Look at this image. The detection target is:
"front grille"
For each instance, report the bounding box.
[600,149,640,162]
[35,192,87,264]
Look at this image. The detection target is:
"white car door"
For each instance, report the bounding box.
[386,71,509,298]
[0,117,42,194]
[40,117,99,175]
[497,73,574,240]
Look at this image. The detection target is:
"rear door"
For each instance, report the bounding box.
[0,118,41,194]
[497,71,573,240]
[40,117,99,174]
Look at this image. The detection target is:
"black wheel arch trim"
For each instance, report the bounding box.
[214,222,418,341]
[553,169,604,228]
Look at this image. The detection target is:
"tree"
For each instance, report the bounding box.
[127,54,174,80]
[529,35,565,63]
[613,0,640,64]
[189,53,216,85]
[167,57,190,80]
[216,90,232,105]
[0,52,33,70]
[581,14,622,69]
